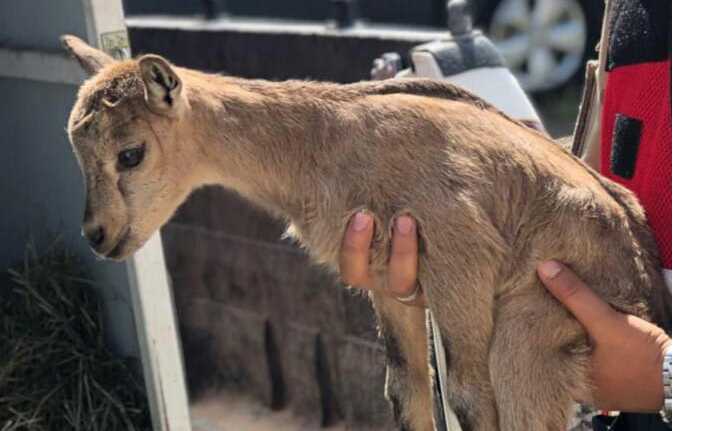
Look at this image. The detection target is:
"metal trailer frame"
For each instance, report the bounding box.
[0,1,192,429]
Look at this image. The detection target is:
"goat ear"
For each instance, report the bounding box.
[60,35,115,75]
[137,55,183,115]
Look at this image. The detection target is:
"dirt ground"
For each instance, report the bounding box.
[190,391,346,431]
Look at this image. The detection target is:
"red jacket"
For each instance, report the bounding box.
[597,0,671,270]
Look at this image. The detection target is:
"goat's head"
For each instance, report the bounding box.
[63,35,196,260]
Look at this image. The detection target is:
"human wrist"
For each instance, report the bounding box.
[660,345,672,423]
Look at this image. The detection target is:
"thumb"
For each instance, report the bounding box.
[537,260,620,335]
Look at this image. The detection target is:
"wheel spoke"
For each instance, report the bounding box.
[495,34,531,68]
[494,0,531,30]
[528,47,557,84]
[533,0,564,27]
[548,21,586,53]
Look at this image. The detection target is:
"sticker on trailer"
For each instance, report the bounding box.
[100,30,130,60]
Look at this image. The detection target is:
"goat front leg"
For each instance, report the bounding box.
[488,286,593,431]
[372,291,434,431]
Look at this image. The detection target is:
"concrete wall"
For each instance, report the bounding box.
[0,0,89,50]
[0,3,139,358]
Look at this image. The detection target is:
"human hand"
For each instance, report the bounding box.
[537,261,671,412]
[340,211,426,307]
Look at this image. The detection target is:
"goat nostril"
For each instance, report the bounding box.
[88,226,105,247]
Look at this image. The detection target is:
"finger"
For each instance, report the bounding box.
[340,212,375,287]
[537,260,621,335]
[388,216,419,297]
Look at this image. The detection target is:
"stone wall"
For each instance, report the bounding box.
[161,188,394,429]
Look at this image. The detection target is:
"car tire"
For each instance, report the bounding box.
[480,0,604,94]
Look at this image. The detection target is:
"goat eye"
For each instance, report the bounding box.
[118,144,145,169]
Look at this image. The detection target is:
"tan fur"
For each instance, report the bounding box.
[63,36,670,430]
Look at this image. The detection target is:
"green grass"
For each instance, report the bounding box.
[0,239,151,430]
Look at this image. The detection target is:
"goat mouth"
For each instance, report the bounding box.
[106,226,132,259]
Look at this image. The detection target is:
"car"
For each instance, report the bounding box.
[363,0,604,93]
[475,0,604,92]
[358,0,604,93]
[124,0,604,93]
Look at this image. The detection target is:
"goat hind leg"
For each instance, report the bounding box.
[488,290,592,431]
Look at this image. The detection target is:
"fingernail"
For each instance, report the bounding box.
[538,261,562,280]
[395,216,414,235]
[352,212,370,232]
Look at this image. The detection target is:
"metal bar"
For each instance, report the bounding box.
[126,235,192,431]
[125,15,446,42]
[0,48,85,85]
[82,1,192,430]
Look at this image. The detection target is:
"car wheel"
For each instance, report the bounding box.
[485,0,603,93]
